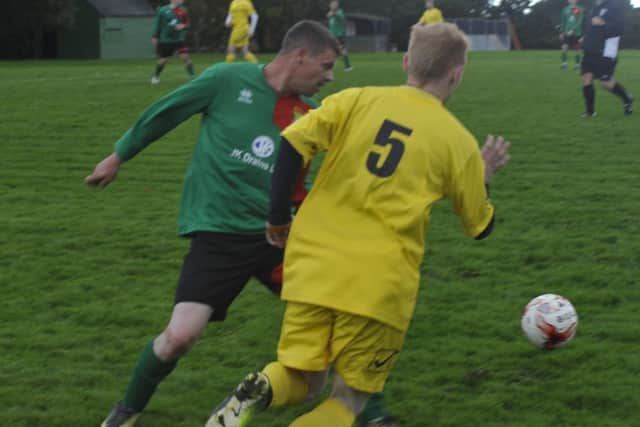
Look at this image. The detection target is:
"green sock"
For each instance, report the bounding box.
[357,392,387,424]
[186,63,195,77]
[575,53,581,65]
[343,54,351,69]
[561,51,568,63]
[154,63,165,77]
[122,340,177,412]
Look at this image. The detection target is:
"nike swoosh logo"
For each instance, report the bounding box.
[372,351,398,368]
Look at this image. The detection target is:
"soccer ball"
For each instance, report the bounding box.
[521,294,578,349]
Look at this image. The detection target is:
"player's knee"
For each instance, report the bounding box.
[160,325,200,357]
[301,371,328,401]
[305,382,325,401]
[600,80,614,90]
[330,375,370,415]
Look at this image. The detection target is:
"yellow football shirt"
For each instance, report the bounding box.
[280,86,494,332]
[228,0,255,31]
[419,8,444,25]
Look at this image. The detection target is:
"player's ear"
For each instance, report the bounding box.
[450,64,465,88]
[294,47,307,65]
[402,53,409,73]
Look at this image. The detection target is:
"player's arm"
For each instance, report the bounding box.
[601,3,624,37]
[249,13,259,36]
[448,135,510,240]
[225,14,232,28]
[266,139,304,247]
[575,9,584,36]
[266,90,357,246]
[177,8,190,31]
[86,67,223,188]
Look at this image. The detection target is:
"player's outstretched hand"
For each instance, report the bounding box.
[266,222,291,248]
[85,153,122,188]
[481,135,511,184]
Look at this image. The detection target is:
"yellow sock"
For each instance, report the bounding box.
[225,53,236,63]
[289,399,355,427]
[262,362,308,407]
[244,52,258,63]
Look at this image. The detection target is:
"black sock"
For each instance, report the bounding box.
[154,63,165,77]
[610,83,631,104]
[186,63,194,76]
[583,84,595,114]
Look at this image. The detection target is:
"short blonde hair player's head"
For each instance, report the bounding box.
[404,23,469,101]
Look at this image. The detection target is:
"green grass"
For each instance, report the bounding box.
[1,51,639,427]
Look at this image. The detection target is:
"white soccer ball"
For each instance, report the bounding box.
[521,294,578,349]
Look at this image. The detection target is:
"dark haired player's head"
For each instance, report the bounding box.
[280,20,341,57]
[273,20,340,96]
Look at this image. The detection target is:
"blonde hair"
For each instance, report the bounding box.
[407,23,469,83]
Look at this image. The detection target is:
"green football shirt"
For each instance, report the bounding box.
[560,5,584,37]
[153,4,189,43]
[329,8,346,37]
[114,63,317,235]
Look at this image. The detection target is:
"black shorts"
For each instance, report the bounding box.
[175,232,284,321]
[562,34,580,49]
[157,41,188,58]
[581,54,617,81]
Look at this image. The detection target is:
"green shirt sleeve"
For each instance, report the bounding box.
[575,8,584,36]
[184,7,191,29]
[114,66,224,162]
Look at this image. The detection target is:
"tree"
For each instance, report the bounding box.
[1,0,76,58]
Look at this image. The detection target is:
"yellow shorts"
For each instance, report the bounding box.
[277,302,406,393]
[229,27,250,48]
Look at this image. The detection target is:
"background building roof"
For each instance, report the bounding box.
[87,0,155,17]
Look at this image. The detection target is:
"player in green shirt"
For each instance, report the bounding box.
[88,21,338,427]
[87,20,395,427]
[151,0,195,84]
[559,0,584,69]
[327,0,353,72]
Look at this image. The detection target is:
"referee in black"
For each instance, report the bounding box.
[580,0,633,117]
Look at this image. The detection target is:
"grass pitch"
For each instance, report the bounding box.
[1,51,639,426]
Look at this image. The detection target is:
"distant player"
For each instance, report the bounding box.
[207,23,511,427]
[225,0,259,63]
[151,0,195,84]
[559,0,584,69]
[418,0,444,25]
[580,0,633,117]
[327,1,352,72]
